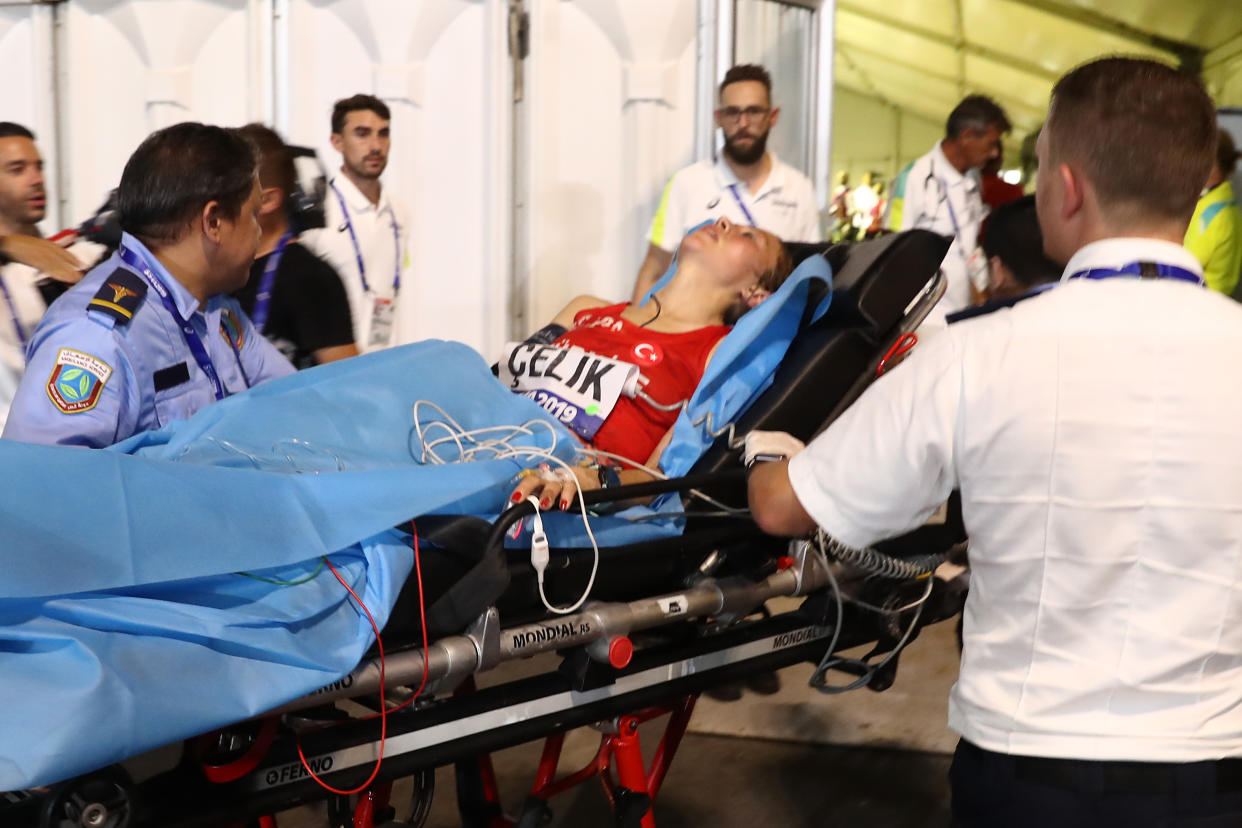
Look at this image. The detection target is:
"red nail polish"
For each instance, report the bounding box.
[511,492,522,503]
[541,499,551,509]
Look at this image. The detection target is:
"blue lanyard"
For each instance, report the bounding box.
[930,171,975,267]
[726,184,757,227]
[0,276,27,349]
[117,243,227,401]
[329,181,401,294]
[251,232,291,335]
[1068,261,1203,286]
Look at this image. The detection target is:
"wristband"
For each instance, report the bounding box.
[742,430,806,468]
[596,464,623,489]
[524,323,568,346]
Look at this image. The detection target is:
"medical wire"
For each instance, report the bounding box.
[639,294,662,328]
[294,524,431,792]
[236,558,325,586]
[409,401,601,615]
[808,530,935,694]
[295,556,388,795]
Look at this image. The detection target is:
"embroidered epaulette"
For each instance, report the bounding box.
[87,269,147,325]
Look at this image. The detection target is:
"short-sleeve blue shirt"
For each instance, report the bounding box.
[2,233,295,448]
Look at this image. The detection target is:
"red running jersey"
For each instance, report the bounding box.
[555,303,729,464]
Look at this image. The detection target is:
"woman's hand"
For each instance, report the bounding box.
[509,463,599,511]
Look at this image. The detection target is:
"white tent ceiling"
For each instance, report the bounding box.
[833,0,1242,149]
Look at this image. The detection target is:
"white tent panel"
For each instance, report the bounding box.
[520,0,698,330]
[0,5,61,230]
[58,0,263,224]
[975,1,1168,70]
[837,8,959,68]
[280,0,508,357]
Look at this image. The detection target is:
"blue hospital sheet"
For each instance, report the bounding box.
[0,250,831,790]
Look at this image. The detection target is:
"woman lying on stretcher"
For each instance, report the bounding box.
[505,216,793,510]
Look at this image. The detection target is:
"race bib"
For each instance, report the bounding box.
[498,341,639,439]
[368,296,394,348]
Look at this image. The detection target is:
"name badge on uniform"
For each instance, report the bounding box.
[498,341,638,440]
[368,296,395,348]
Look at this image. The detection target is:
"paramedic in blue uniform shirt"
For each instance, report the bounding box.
[746,57,1242,827]
[301,94,409,353]
[631,64,820,304]
[2,122,294,448]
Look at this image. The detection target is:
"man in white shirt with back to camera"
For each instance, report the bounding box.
[301,94,409,353]
[885,95,1011,327]
[747,57,1242,827]
[631,64,820,304]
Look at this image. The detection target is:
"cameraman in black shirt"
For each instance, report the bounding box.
[235,124,357,368]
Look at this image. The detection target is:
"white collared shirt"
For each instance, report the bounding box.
[647,152,821,252]
[0,239,107,428]
[885,142,986,324]
[299,173,409,353]
[788,237,1242,762]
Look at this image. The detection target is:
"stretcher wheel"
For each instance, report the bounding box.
[38,766,133,828]
[325,768,435,828]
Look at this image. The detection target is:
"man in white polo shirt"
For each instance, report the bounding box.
[885,95,1010,327]
[747,58,1242,826]
[301,94,409,353]
[630,64,820,304]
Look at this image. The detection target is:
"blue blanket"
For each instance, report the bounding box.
[0,253,831,790]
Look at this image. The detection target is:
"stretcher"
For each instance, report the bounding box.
[2,230,958,828]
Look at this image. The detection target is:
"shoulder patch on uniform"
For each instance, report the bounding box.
[88,269,147,324]
[219,307,245,350]
[45,348,112,414]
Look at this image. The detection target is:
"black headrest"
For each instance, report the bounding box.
[687,230,950,485]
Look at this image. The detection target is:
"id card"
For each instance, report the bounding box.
[498,341,638,439]
[967,246,989,292]
[368,296,394,348]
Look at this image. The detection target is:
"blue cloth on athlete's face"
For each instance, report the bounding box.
[638,219,714,306]
[1,233,294,448]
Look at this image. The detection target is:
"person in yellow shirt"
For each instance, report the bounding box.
[1185,128,1242,296]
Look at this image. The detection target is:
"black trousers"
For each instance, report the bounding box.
[950,740,1242,828]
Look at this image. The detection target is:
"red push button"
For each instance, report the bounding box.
[608,636,633,669]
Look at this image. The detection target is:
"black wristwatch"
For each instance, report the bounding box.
[596,464,623,488]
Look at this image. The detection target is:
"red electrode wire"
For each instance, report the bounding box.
[355,522,430,719]
[296,522,429,794]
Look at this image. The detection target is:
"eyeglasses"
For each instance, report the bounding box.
[716,106,770,124]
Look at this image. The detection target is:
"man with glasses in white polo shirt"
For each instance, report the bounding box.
[630,64,820,304]
[301,94,408,353]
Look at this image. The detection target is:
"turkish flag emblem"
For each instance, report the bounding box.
[631,342,664,366]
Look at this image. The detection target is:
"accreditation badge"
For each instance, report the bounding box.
[46,348,112,414]
[967,245,989,292]
[368,296,394,348]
